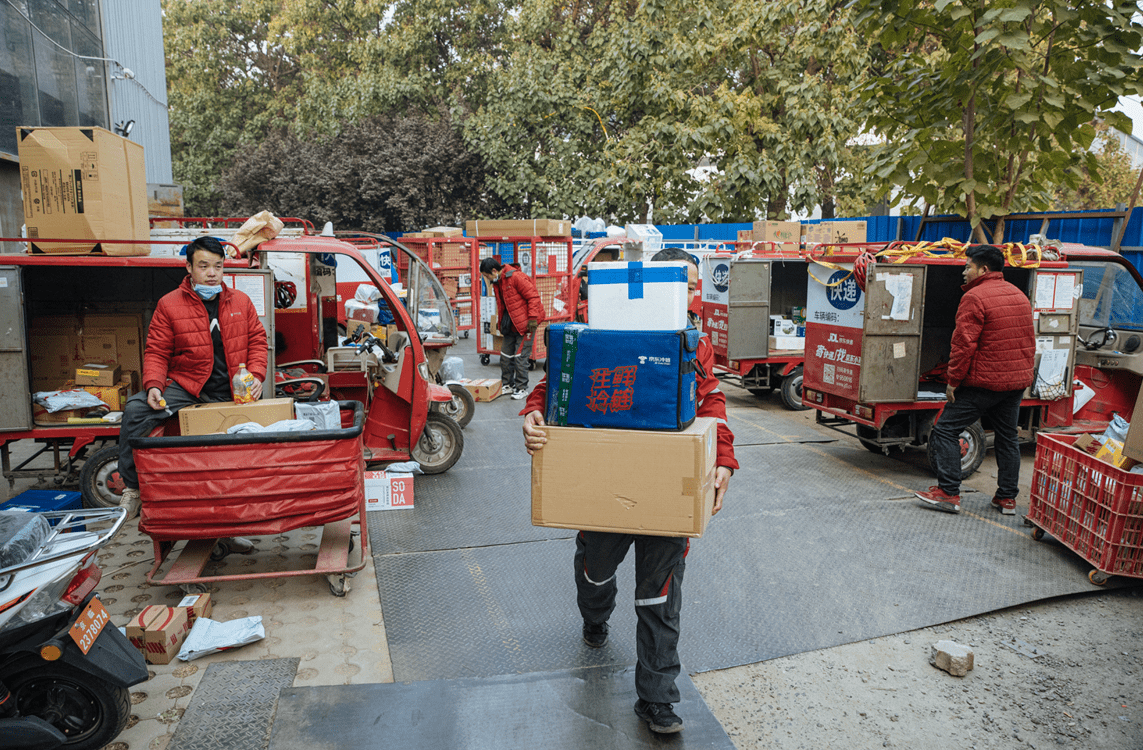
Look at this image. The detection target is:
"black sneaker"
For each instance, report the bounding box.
[634,699,684,733]
[582,621,608,648]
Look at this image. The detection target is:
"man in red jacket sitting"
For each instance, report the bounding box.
[480,257,543,400]
[117,237,268,518]
[915,245,1034,515]
[520,248,737,734]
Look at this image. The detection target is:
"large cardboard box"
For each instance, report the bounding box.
[531,418,718,537]
[17,127,149,255]
[125,605,189,665]
[29,314,143,392]
[423,226,463,237]
[830,220,867,244]
[178,398,295,436]
[751,220,801,252]
[465,219,571,237]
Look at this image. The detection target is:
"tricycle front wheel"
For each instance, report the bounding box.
[412,412,464,474]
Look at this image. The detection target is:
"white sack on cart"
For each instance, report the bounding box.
[177,616,264,661]
[384,461,423,475]
[225,419,316,435]
[33,390,107,413]
[294,402,342,431]
[355,284,382,303]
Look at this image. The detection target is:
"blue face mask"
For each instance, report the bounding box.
[194,283,223,299]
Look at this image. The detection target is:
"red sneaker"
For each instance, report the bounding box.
[991,496,1017,515]
[915,486,961,513]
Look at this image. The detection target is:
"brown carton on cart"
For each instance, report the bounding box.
[179,399,295,436]
[531,418,718,537]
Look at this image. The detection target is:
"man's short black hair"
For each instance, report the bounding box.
[479,257,503,275]
[650,247,699,270]
[186,237,226,265]
[965,245,1004,274]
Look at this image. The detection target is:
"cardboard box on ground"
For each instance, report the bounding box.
[126,605,189,665]
[532,419,719,537]
[17,127,150,256]
[364,471,414,510]
[457,378,502,402]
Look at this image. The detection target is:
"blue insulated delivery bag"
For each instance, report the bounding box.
[545,323,700,430]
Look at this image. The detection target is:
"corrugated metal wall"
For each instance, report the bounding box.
[100,0,171,184]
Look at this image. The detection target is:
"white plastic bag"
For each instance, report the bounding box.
[439,356,465,382]
[177,616,265,661]
[354,284,381,303]
[33,389,107,413]
[294,401,342,431]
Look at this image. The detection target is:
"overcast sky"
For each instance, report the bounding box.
[1117,95,1143,137]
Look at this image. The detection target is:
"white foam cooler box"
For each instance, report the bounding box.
[587,261,689,331]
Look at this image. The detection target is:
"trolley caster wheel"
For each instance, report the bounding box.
[528,359,536,371]
[1088,570,1110,586]
[1030,527,1045,541]
[480,354,490,366]
[210,537,255,561]
[180,583,208,595]
[328,574,350,597]
[462,330,469,339]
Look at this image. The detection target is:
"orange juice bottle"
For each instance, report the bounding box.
[231,363,257,404]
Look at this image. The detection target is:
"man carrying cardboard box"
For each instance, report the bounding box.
[117,237,268,518]
[521,249,737,734]
[479,257,543,401]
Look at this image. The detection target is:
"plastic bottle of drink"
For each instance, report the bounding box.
[232,363,257,404]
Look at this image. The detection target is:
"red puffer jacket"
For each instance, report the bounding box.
[493,266,544,334]
[947,272,1034,391]
[521,332,738,470]
[143,277,269,396]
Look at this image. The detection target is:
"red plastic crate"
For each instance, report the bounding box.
[1027,433,1143,579]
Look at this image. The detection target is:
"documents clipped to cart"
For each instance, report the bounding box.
[532,259,719,538]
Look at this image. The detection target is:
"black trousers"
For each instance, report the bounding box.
[118,381,228,490]
[499,328,534,390]
[575,531,689,704]
[932,386,1024,499]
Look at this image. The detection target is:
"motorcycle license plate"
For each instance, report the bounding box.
[69,598,110,655]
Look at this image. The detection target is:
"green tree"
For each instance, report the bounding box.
[854,0,1143,243]
[1051,121,1141,211]
[164,0,303,215]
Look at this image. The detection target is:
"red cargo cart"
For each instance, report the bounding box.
[700,244,812,410]
[472,235,575,368]
[1026,432,1143,586]
[393,236,478,339]
[131,401,368,596]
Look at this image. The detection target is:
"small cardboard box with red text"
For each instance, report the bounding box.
[125,605,190,665]
[176,593,213,628]
[364,471,414,511]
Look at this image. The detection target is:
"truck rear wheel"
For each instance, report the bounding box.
[925,420,985,480]
[779,367,809,411]
[79,444,125,508]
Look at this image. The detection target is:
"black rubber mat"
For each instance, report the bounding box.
[268,665,733,750]
[375,440,1114,681]
[724,410,833,446]
[170,658,299,750]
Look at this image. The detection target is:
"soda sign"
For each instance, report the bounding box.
[364,471,415,510]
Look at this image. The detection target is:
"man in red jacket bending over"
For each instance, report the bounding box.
[117,237,268,518]
[915,245,1034,515]
[480,257,543,400]
[521,248,737,734]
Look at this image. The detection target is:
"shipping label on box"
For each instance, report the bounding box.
[75,363,121,386]
[364,471,414,510]
[830,221,867,244]
[532,418,718,537]
[587,261,689,331]
[179,398,295,436]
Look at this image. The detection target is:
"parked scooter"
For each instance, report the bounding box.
[0,508,147,749]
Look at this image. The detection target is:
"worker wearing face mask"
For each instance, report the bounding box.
[116,236,268,519]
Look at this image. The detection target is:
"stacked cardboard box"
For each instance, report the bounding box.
[29,313,143,393]
[751,221,801,252]
[126,605,190,665]
[465,219,571,237]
